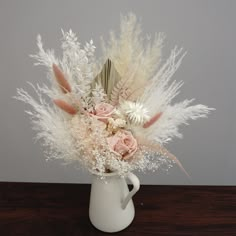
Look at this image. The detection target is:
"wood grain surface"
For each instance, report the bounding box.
[0,182,235,235]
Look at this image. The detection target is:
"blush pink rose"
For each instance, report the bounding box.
[93,103,114,123]
[107,130,138,160]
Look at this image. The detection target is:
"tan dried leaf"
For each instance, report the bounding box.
[92,59,121,99]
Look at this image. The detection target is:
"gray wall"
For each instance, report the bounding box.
[1,0,235,185]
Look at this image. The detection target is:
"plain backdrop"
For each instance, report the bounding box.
[0,0,235,185]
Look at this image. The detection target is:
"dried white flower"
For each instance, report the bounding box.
[107,117,126,133]
[119,101,150,125]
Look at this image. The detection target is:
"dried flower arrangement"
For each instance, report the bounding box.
[15,13,213,178]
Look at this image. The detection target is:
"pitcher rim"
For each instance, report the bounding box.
[89,169,128,177]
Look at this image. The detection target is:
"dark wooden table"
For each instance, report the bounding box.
[0,182,235,235]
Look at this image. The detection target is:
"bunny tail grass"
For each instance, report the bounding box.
[53,64,72,93]
[53,99,77,115]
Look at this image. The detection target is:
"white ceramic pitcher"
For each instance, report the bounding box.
[89,171,140,233]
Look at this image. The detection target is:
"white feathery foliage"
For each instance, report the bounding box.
[30,35,58,68]
[134,45,214,144]
[91,83,107,105]
[30,30,96,100]
[101,13,164,93]
[60,30,96,97]
[139,47,186,114]
[135,99,214,144]
[15,30,98,164]
[14,85,78,163]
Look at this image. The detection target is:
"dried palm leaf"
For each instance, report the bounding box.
[92,59,121,99]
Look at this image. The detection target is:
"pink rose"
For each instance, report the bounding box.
[93,103,114,123]
[107,130,138,160]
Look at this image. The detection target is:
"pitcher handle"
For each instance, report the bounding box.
[122,172,140,209]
